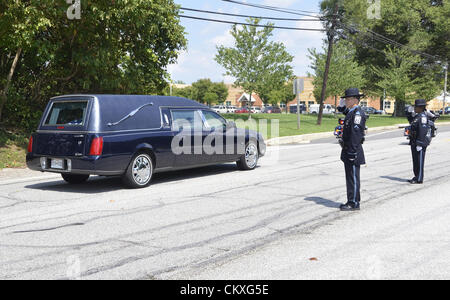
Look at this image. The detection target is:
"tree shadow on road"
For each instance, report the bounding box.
[381,176,408,183]
[304,197,341,208]
[24,164,242,194]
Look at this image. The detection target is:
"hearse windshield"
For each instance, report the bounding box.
[44,101,88,126]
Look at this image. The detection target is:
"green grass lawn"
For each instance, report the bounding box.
[0,128,29,169]
[223,113,450,139]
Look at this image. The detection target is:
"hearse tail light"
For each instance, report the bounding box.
[27,136,33,153]
[89,137,104,156]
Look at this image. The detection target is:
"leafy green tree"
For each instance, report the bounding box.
[268,81,294,113]
[371,48,421,116]
[210,82,229,104]
[191,79,214,103]
[215,18,294,118]
[0,0,186,127]
[308,41,366,109]
[171,86,193,99]
[191,79,228,105]
[335,0,448,101]
[204,92,219,107]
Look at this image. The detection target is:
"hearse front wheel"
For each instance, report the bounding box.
[122,153,153,188]
[61,174,90,184]
[237,140,259,170]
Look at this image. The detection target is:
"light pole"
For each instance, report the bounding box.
[443,63,448,115]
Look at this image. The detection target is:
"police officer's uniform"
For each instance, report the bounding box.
[408,99,431,184]
[339,89,367,211]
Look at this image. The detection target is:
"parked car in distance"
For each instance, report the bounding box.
[263,106,282,114]
[235,107,250,114]
[362,106,383,115]
[289,104,307,114]
[212,105,228,114]
[309,104,335,114]
[251,107,263,114]
[227,106,237,113]
[26,95,266,188]
[438,107,450,115]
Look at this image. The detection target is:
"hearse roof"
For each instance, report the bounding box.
[50,94,207,108]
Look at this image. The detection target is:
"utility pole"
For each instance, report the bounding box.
[294,78,304,129]
[443,63,448,115]
[317,1,339,126]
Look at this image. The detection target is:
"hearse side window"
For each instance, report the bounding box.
[171,110,203,131]
[44,101,88,126]
[202,110,226,130]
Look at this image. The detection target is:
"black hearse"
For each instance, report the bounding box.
[26,95,266,188]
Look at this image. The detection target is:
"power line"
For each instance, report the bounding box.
[179,15,326,32]
[222,0,440,62]
[337,21,440,62]
[221,0,322,19]
[180,7,322,22]
[338,23,440,67]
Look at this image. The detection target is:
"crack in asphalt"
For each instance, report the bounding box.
[1,132,449,279]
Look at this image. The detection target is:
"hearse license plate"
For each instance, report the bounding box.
[51,159,64,170]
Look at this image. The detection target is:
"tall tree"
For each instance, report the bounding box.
[0,0,187,126]
[371,47,421,116]
[267,81,294,113]
[215,18,294,118]
[190,79,228,105]
[308,41,366,110]
[335,0,448,101]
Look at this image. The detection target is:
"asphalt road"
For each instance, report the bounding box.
[1,126,449,280]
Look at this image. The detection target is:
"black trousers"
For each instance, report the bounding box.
[411,145,427,182]
[344,161,361,204]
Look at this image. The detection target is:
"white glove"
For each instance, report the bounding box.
[416,146,423,152]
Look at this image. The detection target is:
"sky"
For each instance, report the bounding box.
[169,0,325,84]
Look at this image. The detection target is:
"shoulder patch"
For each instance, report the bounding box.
[354,115,362,125]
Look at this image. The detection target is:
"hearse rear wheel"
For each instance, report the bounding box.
[237,140,259,170]
[61,174,90,184]
[122,153,153,188]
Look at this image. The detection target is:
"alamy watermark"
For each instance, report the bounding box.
[169,116,280,165]
[367,0,381,20]
[67,0,81,20]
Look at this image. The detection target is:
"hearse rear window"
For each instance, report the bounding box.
[44,101,88,126]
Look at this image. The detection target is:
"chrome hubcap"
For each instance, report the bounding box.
[245,143,258,168]
[132,155,152,185]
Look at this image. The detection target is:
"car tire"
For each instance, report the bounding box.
[236,140,259,170]
[61,174,90,184]
[122,152,154,188]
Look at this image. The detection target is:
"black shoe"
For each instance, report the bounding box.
[340,202,360,211]
[408,178,423,184]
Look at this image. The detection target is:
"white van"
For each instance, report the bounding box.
[309,104,335,114]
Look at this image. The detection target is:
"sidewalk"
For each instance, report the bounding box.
[0,167,59,183]
[266,122,450,146]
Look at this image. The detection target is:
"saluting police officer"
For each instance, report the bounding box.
[408,99,431,184]
[339,88,367,211]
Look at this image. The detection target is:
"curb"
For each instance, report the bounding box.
[266,122,450,146]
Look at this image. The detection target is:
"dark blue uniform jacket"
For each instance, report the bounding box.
[341,106,366,166]
[410,111,430,147]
